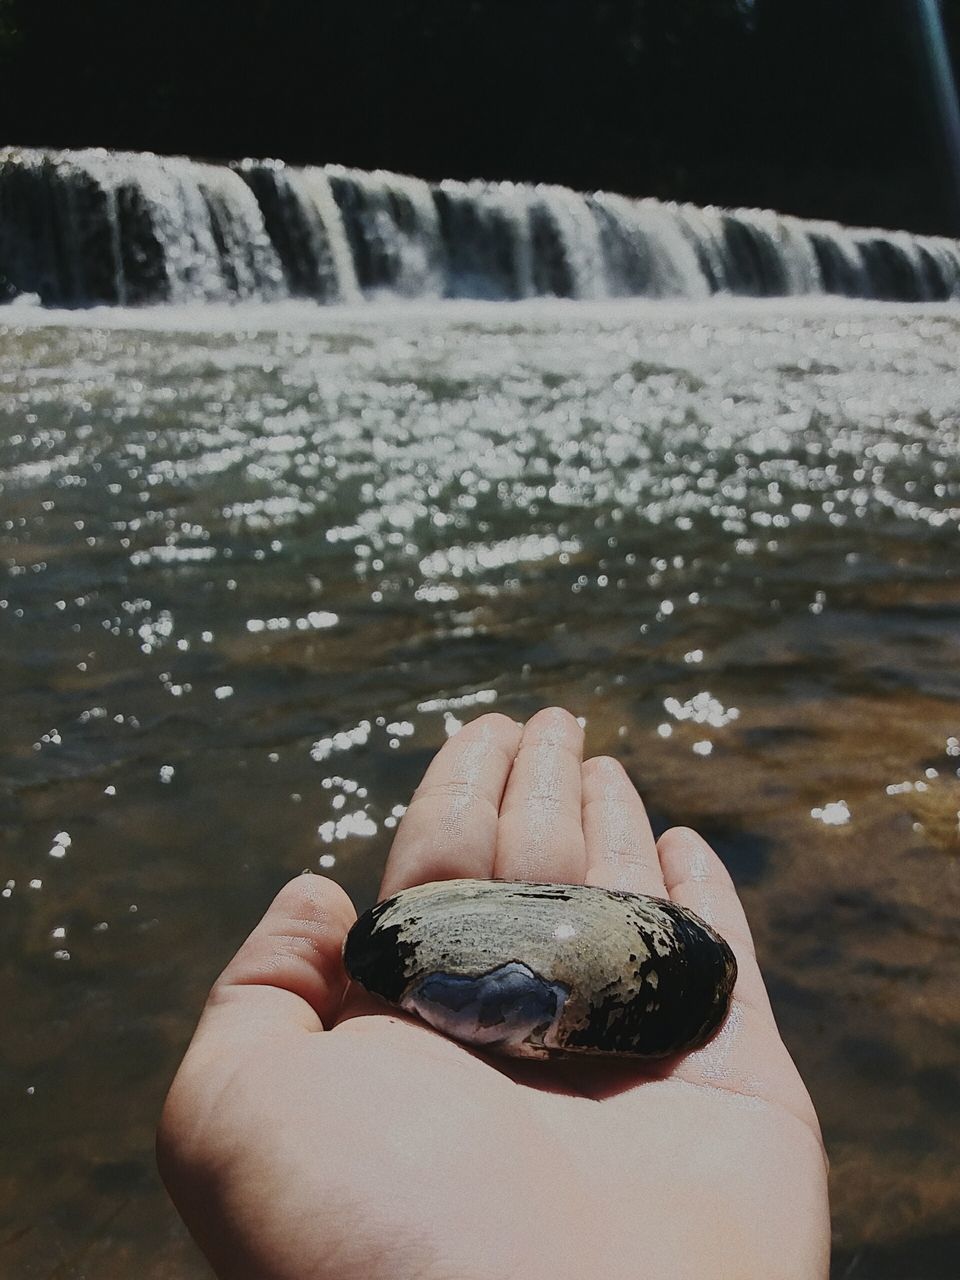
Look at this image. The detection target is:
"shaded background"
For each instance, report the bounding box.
[1,0,960,236]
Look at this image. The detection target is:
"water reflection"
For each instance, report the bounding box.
[1,299,959,1278]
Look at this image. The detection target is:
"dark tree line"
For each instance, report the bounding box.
[0,0,958,235]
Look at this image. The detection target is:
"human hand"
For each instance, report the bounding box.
[158,707,830,1280]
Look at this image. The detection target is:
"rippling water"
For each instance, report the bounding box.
[2,298,959,1278]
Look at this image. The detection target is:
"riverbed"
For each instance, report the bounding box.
[1,297,959,1278]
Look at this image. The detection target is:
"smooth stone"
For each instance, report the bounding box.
[343,878,738,1060]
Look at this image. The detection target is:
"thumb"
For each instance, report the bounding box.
[200,872,357,1043]
[157,875,356,1243]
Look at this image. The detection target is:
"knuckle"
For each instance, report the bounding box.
[414,777,481,802]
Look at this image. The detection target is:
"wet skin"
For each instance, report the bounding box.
[157,707,830,1280]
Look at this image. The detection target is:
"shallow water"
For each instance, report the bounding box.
[1,298,959,1278]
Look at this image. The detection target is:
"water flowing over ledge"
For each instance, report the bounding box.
[2,145,960,307]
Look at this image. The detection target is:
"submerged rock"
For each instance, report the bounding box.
[343,878,737,1060]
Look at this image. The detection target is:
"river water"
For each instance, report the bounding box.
[1,297,959,1278]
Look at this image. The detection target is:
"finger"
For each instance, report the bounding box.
[379,712,522,899]
[651,828,820,1131]
[666,994,822,1138]
[198,873,357,1043]
[582,756,666,897]
[494,706,587,883]
[657,825,772,1016]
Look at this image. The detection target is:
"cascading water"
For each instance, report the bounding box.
[325,164,446,298]
[0,148,286,305]
[589,193,711,298]
[2,145,960,307]
[434,179,537,299]
[237,161,360,303]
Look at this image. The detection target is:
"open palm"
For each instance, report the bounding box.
[158,708,830,1280]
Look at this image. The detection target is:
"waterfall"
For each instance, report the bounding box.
[529,186,608,299]
[589,193,711,298]
[2,145,960,308]
[237,160,360,303]
[0,148,286,305]
[324,164,445,298]
[435,179,537,299]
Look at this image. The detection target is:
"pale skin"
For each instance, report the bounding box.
[157,707,831,1280]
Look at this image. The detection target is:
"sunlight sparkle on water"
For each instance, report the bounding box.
[664,693,740,729]
[317,811,378,843]
[811,801,852,826]
[418,689,498,713]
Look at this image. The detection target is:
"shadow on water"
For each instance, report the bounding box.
[831,1233,960,1280]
